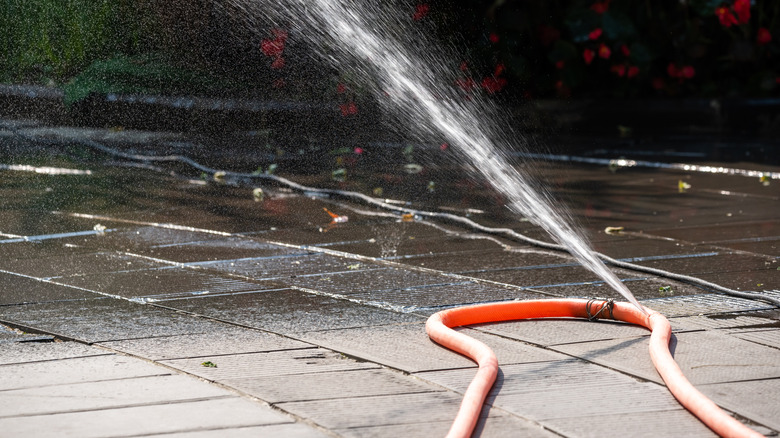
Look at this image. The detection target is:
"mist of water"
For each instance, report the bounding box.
[228,0,643,311]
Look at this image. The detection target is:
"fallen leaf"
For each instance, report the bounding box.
[404,163,423,174]
[252,188,264,202]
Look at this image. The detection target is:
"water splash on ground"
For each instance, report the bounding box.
[227,0,644,311]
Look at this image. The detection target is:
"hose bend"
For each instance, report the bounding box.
[426,299,763,438]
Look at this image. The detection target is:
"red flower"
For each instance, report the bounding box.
[270,57,285,70]
[583,48,595,64]
[598,43,611,59]
[667,63,681,78]
[733,0,750,25]
[459,61,468,71]
[610,64,626,77]
[261,39,284,58]
[590,0,610,14]
[489,33,500,44]
[588,28,602,40]
[481,76,507,93]
[627,66,640,78]
[337,83,347,94]
[757,28,772,45]
[668,63,695,80]
[340,102,358,116]
[621,44,631,57]
[494,63,505,76]
[440,143,449,151]
[555,60,565,70]
[412,4,429,21]
[715,6,738,28]
[353,147,364,155]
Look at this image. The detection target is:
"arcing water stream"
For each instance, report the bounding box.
[228,0,644,311]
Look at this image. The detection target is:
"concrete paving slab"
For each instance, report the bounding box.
[57,267,273,300]
[590,237,704,260]
[542,409,716,438]
[694,270,779,291]
[0,397,292,438]
[140,423,330,438]
[133,236,303,264]
[476,318,650,346]
[350,282,546,311]
[0,240,92,265]
[417,359,632,397]
[649,220,780,243]
[728,328,780,349]
[52,224,225,253]
[0,354,170,390]
[161,348,379,381]
[0,374,231,417]
[465,265,607,289]
[158,289,423,334]
[1,251,166,279]
[196,252,371,280]
[224,368,440,404]
[330,234,508,259]
[0,340,106,365]
[698,378,780,432]
[0,209,94,237]
[488,380,682,421]
[524,277,708,301]
[284,266,464,296]
[640,294,779,317]
[336,415,558,438]
[552,330,780,385]
[97,327,311,360]
[630,252,776,280]
[0,323,54,343]
[395,248,568,273]
[57,226,226,252]
[0,271,100,305]
[717,238,779,258]
[277,391,494,429]
[0,298,234,343]
[297,323,568,373]
[671,312,779,331]
[263,220,449,247]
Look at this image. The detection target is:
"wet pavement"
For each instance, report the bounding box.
[1,120,779,437]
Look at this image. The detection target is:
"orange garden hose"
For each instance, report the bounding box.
[426,299,764,438]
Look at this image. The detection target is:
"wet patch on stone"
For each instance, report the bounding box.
[97,326,311,360]
[0,272,101,305]
[157,289,423,334]
[0,298,234,343]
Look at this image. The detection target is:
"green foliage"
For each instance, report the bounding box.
[0,0,144,83]
[62,54,239,105]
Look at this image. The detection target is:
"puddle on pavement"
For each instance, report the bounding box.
[2,125,779,308]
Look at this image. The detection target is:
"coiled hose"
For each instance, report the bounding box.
[426,299,764,438]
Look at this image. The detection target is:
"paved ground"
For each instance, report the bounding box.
[1,121,779,437]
